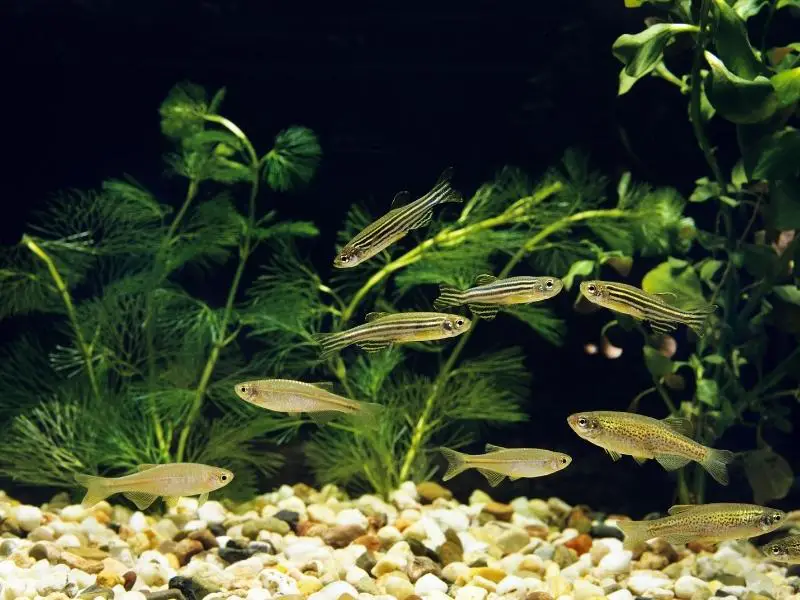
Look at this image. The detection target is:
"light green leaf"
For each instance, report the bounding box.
[769,178,800,229]
[689,177,722,203]
[562,260,595,290]
[712,0,764,80]
[742,448,793,504]
[702,354,727,365]
[773,285,800,305]
[733,0,769,19]
[705,52,780,124]
[771,68,800,108]
[642,257,705,304]
[612,24,699,92]
[699,259,725,283]
[696,379,720,407]
[731,160,748,187]
[777,0,800,8]
[643,346,674,379]
[752,128,800,180]
[263,127,322,192]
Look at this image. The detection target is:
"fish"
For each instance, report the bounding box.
[567,410,735,485]
[234,379,381,424]
[334,168,463,268]
[578,280,717,336]
[314,311,471,358]
[439,444,572,487]
[74,463,234,510]
[433,274,564,320]
[616,503,787,550]
[762,534,800,564]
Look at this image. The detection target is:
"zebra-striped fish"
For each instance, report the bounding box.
[234,379,381,424]
[439,444,572,487]
[616,503,786,550]
[579,280,717,336]
[333,168,463,268]
[314,311,471,358]
[567,410,735,485]
[433,274,563,320]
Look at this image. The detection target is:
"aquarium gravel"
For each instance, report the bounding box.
[0,483,797,600]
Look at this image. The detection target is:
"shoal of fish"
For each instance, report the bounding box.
[72,168,795,561]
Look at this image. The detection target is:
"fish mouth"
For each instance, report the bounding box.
[566,414,580,430]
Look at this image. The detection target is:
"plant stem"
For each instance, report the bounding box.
[396,203,631,482]
[23,236,102,403]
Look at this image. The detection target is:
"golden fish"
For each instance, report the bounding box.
[567,410,735,485]
[439,444,572,487]
[762,534,800,564]
[234,379,380,424]
[75,463,233,510]
[617,503,786,550]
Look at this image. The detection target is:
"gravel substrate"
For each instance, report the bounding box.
[0,483,797,600]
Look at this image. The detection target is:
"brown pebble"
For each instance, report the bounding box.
[353,534,381,553]
[367,514,387,530]
[394,518,413,532]
[123,570,136,591]
[638,550,669,570]
[323,524,366,549]
[566,507,592,534]
[96,569,123,588]
[174,538,204,566]
[60,551,104,574]
[296,520,328,537]
[525,593,555,600]
[405,596,423,600]
[29,542,61,562]
[564,533,592,556]
[525,524,550,539]
[416,481,453,503]
[438,540,463,566]
[482,501,514,522]
[68,546,110,560]
[647,538,679,563]
[687,540,717,553]
[159,540,179,554]
[407,556,441,582]
[188,529,219,550]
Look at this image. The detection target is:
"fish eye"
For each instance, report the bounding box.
[456,318,464,327]
[546,279,554,289]
[239,386,247,393]
[220,474,228,481]
[443,320,454,331]
[770,545,782,555]
[577,417,588,427]
[560,456,568,465]
[587,284,596,293]
[773,513,783,521]
[340,254,350,263]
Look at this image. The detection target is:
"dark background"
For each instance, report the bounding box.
[2,0,798,515]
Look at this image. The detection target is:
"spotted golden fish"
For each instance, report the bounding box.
[617,503,786,550]
[579,280,717,336]
[762,534,800,564]
[75,463,233,510]
[314,311,471,358]
[439,444,572,487]
[567,410,735,484]
[234,379,380,424]
[433,274,563,320]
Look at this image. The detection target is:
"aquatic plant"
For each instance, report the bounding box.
[0,83,321,498]
[605,0,800,503]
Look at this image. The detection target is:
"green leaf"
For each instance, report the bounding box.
[696,379,720,407]
[751,128,800,180]
[711,0,764,80]
[771,68,800,107]
[612,24,699,92]
[699,259,725,283]
[773,285,800,305]
[253,221,319,241]
[705,52,780,124]
[263,127,321,192]
[643,346,674,379]
[689,177,722,203]
[159,82,209,140]
[742,448,793,504]
[502,305,566,347]
[642,257,705,304]
[702,354,727,365]
[562,260,595,291]
[768,178,800,229]
[777,0,800,9]
[733,0,769,19]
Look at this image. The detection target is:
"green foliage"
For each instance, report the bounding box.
[0,82,321,499]
[615,0,800,504]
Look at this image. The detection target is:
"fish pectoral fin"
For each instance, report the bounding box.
[356,340,392,353]
[485,443,509,453]
[407,210,433,231]
[468,304,499,321]
[198,492,209,506]
[136,464,159,472]
[632,456,648,465]
[655,453,692,471]
[474,274,498,286]
[308,411,340,426]
[476,468,506,488]
[365,312,390,322]
[605,449,622,462]
[308,381,336,392]
[667,504,696,515]
[649,319,677,335]
[662,415,694,437]
[390,190,411,209]
[164,496,181,509]
[122,491,159,510]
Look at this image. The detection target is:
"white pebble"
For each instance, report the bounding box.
[430,508,470,532]
[377,526,403,546]
[573,579,604,600]
[225,556,264,578]
[312,581,359,600]
[138,549,172,569]
[607,590,634,600]
[415,572,448,595]
[390,490,419,510]
[60,504,87,521]
[55,534,81,548]
[276,495,306,515]
[627,571,672,595]
[455,585,488,600]
[260,569,300,595]
[198,500,227,524]
[346,566,371,584]
[183,519,207,532]
[336,508,369,528]
[119,593,148,600]
[128,511,148,532]
[674,575,709,599]
[138,561,171,587]
[15,505,43,532]
[496,575,525,595]
[424,591,452,600]
[597,549,632,574]
[246,590,272,600]
[308,504,337,525]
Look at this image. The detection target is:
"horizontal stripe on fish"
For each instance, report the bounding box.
[434,275,562,320]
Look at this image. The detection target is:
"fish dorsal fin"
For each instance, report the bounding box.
[474,274,498,286]
[365,312,390,322]
[485,443,508,452]
[662,415,694,437]
[123,491,159,510]
[468,304,499,321]
[667,504,696,515]
[435,167,454,186]
[476,468,506,488]
[391,191,411,209]
[309,381,336,392]
[136,464,159,472]
[308,411,339,426]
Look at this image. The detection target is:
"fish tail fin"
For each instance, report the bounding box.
[312,332,350,359]
[616,519,651,551]
[433,284,464,311]
[685,303,718,337]
[353,402,383,420]
[431,167,463,204]
[701,447,736,485]
[438,447,470,481]
[74,473,111,507]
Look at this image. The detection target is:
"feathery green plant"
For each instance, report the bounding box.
[0,83,321,499]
